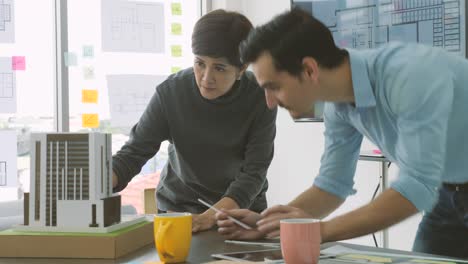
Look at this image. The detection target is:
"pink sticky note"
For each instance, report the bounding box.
[373,149,382,154]
[12,56,26,71]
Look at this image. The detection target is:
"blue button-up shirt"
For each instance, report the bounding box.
[314,42,468,212]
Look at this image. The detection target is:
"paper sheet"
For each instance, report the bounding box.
[101,0,165,53]
[322,245,468,264]
[410,259,456,264]
[0,0,15,43]
[0,130,17,187]
[0,57,16,113]
[341,254,392,263]
[106,74,167,128]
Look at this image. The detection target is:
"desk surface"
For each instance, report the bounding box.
[0,230,462,263]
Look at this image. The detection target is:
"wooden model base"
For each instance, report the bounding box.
[0,221,154,259]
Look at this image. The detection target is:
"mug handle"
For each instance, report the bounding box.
[156,221,175,259]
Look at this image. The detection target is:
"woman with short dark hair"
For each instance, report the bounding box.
[112,10,277,232]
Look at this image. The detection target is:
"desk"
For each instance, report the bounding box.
[0,230,463,263]
[359,152,391,248]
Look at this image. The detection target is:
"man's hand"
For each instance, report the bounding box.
[192,212,216,233]
[216,209,265,240]
[257,205,313,238]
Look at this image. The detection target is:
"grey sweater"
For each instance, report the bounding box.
[113,68,277,213]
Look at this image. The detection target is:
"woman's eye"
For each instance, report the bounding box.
[216,67,225,72]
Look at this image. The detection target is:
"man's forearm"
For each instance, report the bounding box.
[321,188,418,243]
[288,185,344,219]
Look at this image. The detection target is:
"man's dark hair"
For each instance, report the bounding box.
[192,9,253,68]
[240,8,348,76]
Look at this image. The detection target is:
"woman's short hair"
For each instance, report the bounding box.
[192,9,253,68]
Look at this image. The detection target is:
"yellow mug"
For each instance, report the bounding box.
[154,213,192,263]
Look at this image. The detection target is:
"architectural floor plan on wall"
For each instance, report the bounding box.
[0,57,16,113]
[0,0,14,42]
[0,130,17,188]
[106,74,167,128]
[295,0,466,56]
[101,0,165,53]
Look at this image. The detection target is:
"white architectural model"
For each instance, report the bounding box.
[15,132,144,233]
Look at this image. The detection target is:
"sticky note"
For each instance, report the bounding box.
[83,45,94,58]
[171,2,182,16]
[171,23,182,35]
[64,52,77,66]
[171,66,182,73]
[171,45,182,57]
[83,66,95,80]
[339,40,349,47]
[82,89,98,103]
[82,114,99,128]
[12,56,26,71]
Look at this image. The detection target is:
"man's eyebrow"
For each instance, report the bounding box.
[260,81,276,90]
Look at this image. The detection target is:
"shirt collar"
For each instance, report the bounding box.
[347,49,376,109]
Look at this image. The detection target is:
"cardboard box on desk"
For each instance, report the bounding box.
[0,221,153,259]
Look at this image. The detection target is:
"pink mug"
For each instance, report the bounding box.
[280,218,321,264]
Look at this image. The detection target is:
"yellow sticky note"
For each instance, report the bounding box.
[411,259,456,264]
[82,114,99,128]
[340,254,392,263]
[171,66,182,73]
[82,89,98,103]
[171,23,182,35]
[171,2,182,16]
[171,45,182,57]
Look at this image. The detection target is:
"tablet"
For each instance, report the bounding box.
[211,248,283,262]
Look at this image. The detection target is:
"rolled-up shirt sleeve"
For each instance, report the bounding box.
[389,62,454,212]
[313,103,363,199]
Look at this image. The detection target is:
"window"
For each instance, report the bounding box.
[66,0,200,213]
[0,0,201,208]
[0,0,55,201]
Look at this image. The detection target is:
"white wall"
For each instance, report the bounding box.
[214,0,422,251]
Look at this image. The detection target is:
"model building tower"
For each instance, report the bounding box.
[24,133,120,230]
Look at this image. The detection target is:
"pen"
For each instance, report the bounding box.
[197,198,253,230]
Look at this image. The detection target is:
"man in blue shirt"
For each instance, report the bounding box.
[215,8,468,258]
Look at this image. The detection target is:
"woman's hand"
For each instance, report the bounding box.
[216,209,266,240]
[192,212,217,233]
